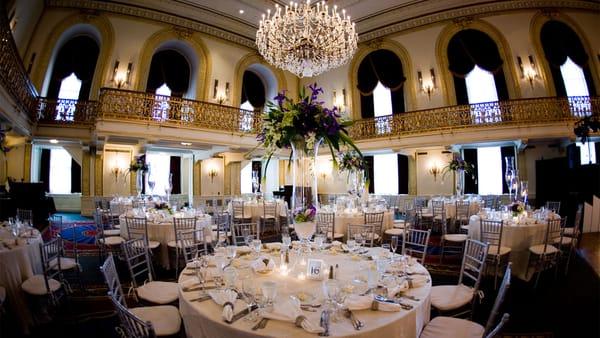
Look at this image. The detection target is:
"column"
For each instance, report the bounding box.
[23,142,31,181]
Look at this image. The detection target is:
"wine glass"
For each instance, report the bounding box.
[261,281,277,311]
[242,228,253,247]
[251,239,262,256]
[391,236,399,261]
[315,233,325,252]
[281,234,291,249]
[148,178,156,195]
[242,279,258,321]
[346,239,356,253]
[226,245,237,261]
[354,234,364,250]
[223,267,238,290]
[323,279,341,320]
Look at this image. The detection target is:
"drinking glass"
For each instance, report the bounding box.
[242,279,258,321]
[323,279,341,320]
[242,227,253,246]
[346,239,356,253]
[226,245,237,260]
[381,243,391,256]
[282,234,291,249]
[315,234,325,251]
[391,236,399,259]
[223,267,238,289]
[251,239,262,256]
[354,234,364,249]
[261,281,277,311]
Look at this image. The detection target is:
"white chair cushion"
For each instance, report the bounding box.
[112,224,121,229]
[554,237,573,245]
[562,227,576,236]
[443,234,468,242]
[460,225,470,230]
[50,257,78,270]
[21,275,61,296]
[99,236,125,246]
[103,229,121,236]
[384,228,405,236]
[431,284,474,311]
[260,215,276,219]
[136,281,179,304]
[326,232,344,239]
[130,305,181,336]
[420,316,484,338]
[487,245,511,256]
[529,244,559,255]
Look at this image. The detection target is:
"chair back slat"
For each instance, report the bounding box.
[456,201,470,220]
[173,217,197,245]
[109,292,157,338]
[100,255,126,307]
[458,239,488,290]
[178,228,208,264]
[125,217,151,247]
[121,238,154,288]
[16,208,33,226]
[231,222,259,245]
[480,219,504,250]
[232,201,246,220]
[484,263,512,335]
[402,228,431,264]
[316,212,335,237]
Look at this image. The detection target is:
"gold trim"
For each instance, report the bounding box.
[135,28,211,101]
[348,39,417,120]
[232,53,287,107]
[82,149,90,196]
[530,11,600,97]
[435,19,521,106]
[194,159,201,196]
[31,12,114,100]
[94,153,103,196]
[23,143,32,181]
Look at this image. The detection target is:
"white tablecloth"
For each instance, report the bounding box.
[468,215,547,280]
[228,200,287,224]
[427,199,481,219]
[0,228,43,334]
[179,248,431,338]
[333,211,395,238]
[120,215,213,269]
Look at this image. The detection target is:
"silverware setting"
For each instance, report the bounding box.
[189,295,211,302]
[319,310,330,336]
[251,318,269,330]
[343,309,364,330]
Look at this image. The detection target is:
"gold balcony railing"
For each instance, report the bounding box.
[0,6,38,118]
[349,96,599,140]
[36,98,98,125]
[98,88,262,134]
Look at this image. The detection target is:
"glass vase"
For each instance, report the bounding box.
[347,170,365,198]
[455,169,464,197]
[504,156,515,201]
[290,138,322,221]
[135,171,143,197]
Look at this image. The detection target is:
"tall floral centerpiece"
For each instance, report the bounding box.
[443,153,475,197]
[338,150,366,198]
[259,83,361,219]
[129,155,149,196]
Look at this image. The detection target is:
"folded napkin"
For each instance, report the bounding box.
[265,242,282,251]
[331,240,342,247]
[262,297,324,334]
[208,289,238,322]
[251,256,275,273]
[387,275,429,295]
[344,294,400,312]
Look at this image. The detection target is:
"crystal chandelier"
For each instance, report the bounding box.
[256,1,358,78]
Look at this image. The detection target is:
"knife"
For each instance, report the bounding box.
[189,294,212,302]
[228,304,258,324]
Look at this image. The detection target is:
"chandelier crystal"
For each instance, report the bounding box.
[256,1,358,78]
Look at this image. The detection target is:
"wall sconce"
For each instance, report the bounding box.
[428,162,442,181]
[110,164,126,183]
[208,167,218,182]
[213,80,230,104]
[418,68,436,100]
[517,55,539,89]
[332,88,347,110]
[112,61,132,89]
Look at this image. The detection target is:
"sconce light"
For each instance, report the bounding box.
[110,163,126,183]
[213,79,219,99]
[213,80,230,104]
[418,68,436,100]
[208,167,218,182]
[332,88,347,110]
[319,171,328,180]
[428,162,442,181]
[112,61,132,89]
[517,55,538,89]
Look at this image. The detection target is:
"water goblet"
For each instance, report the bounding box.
[282,234,291,249]
[261,281,277,311]
[251,239,262,257]
[346,239,356,253]
[242,279,258,321]
[391,236,399,260]
[223,267,238,290]
[226,245,237,261]
[315,233,325,252]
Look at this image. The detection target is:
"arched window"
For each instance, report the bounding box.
[240,70,266,111]
[357,49,406,119]
[152,83,172,120]
[55,72,82,121]
[447,29,508,123]
[540,21,595,116]
[146,49,190,121]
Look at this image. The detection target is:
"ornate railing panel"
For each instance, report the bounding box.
[36,98,98,125]
[349,96,599,140]
[98,89,262,134]
[0,6,38,118]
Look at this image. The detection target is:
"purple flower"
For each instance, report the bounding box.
[274,91,287,107]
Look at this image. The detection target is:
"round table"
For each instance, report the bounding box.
[228,200,287,224]
[427,199,481,219]
[120,214,213,269]
[332,211,395,238]
[0,226,43,334]
[178,248,431,338]
[468,215,547,280]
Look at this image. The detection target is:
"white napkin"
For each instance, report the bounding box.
[251,257,275,273]
[265,243,282,251]
[344,294,400,312]
[208,289,238,322]
[262,297,324,334]
[387,275,428,295]
[331,240,342,247]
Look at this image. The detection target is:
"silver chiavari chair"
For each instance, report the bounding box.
[212,210,231,247]
[401,228,431,264]
[480,219,511,289]
[456,200,471,234]
[431,239,488,319]
[21,237,67,306]
[347,224,377,248]
[260,201,278,235]
[363,211,384,245]
[558,216,578,274]
[440,204,468,263]
[545,201,561,215]
[420,263,511,338]
[316,211,342,242]
[110,292,157,338]
[482,195,497,210]
[169,217,197,277]
[121,238,178,305]
[231,222,259,246]
[232,200,251,224]
[125,217,160,250]
[16,208,33,226]
[177,228,208,266]
[527,218,563,288]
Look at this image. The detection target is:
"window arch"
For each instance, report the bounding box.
[356,49,406,118]
[240,70,266,111]
[146,49,191,98]
[46,35,99,100]
[540,20,596,98]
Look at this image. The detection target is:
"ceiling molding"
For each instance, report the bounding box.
[46,0,599,49]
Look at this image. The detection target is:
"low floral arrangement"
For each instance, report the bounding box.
[258,83,361,169]
[154,202,173,214]
[510,201,525,217]
[129,155,149,173]
[443,153,476,179]
[294,204,316,223]
[338,150,366,173]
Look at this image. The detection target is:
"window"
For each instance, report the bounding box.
[239,100,254,132]
[476,147,503,195]
[55,72,82,121]
[465,65,500,123]
[240,162,253,194]
[577,141,597,165]
[560,57,591,116]
[240,100,253,111]
[145,152,171,195]
[153,83,171,121]
[49,148,72,194]
[373,153,398,194]
[373,81,392,134]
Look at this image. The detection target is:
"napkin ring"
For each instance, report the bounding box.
[407,279,414,289]
[223,302,234,310]
[371,301,380,311]
[295,315,307,328]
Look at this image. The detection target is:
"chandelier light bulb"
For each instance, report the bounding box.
[256,0,358,77]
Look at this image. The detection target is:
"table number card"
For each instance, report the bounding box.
[306,259,325,280]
